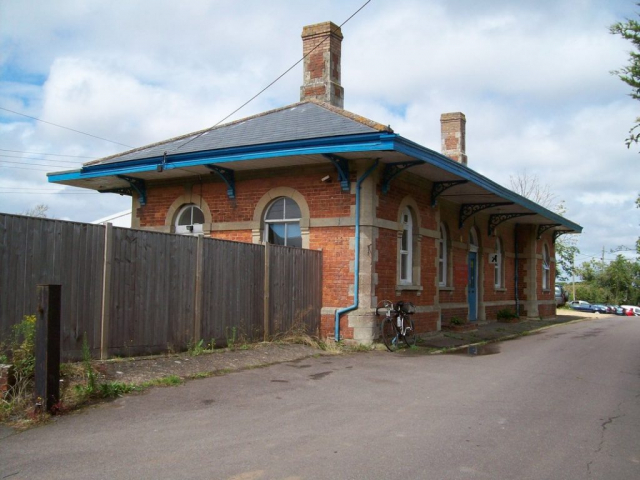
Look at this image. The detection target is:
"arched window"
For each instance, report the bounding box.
[264,197,302,247]
[400,207,413,284]
[438,225,448,286]
[494,237,503,288]
[542,243,551,290]
[175,204,205,234]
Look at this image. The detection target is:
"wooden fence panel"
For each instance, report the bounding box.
[268,245,322,336]
[0,214,105,360]
[200,239,264,346]
[1,214,322,359]
[107,228,198,356]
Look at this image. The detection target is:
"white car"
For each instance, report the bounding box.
[620,305,640,316]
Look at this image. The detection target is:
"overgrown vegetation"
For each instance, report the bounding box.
[449,317,465,326]
[1,315,36,422]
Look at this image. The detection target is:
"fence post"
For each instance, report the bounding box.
[264,242,270,341]
[35,284,61,413]
[194,234,204,344]
[100,223,113,360]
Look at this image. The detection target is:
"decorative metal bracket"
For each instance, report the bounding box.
[537,224,561,239]
[380,160,422,194]
[322,154,351,192]
[553,230,572,243]
[206,165,236,199]
[431,180,468,206]
[102,175,147,206]
[459,202,513,228]
[488,212,535,236]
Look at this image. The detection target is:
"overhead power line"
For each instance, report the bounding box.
[0,154,82,165]
[0,148,93,159]
[174,0,372,152]
[0,107,133,148]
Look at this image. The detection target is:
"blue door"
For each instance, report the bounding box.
[468,252,478,322]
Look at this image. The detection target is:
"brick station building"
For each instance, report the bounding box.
[49,21,582,344]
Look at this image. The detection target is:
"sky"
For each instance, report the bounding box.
[1,0,638,266]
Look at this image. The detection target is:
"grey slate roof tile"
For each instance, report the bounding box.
[88,101,392,166]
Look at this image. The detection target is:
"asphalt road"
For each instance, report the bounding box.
[1,316,639,480]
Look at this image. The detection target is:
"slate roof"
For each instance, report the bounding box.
[87,100,393,166]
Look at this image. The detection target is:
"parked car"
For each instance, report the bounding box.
[555,285,568,307]
[569,300,593,312]
[591,304,611,314]
[620,305,640,316]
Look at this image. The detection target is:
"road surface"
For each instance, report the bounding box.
[1,315,639,479]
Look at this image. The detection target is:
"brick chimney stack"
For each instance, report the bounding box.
[440,112,467,165]
[300,21,344,108]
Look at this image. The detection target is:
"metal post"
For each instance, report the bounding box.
[35,284,61,413]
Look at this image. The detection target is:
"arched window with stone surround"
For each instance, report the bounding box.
[438,225,448,286]
[494,237,503,288]
[399,207,413,284]
[542,243,551,290]
[263,197,302,247]
[175,204,205,234]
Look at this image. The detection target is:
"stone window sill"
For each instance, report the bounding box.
[438,286,454,292]
[542,289,551,293]
[494,287,507,292]
[395,284,423,292]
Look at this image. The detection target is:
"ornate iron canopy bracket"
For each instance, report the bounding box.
[322,154,351,192]
[380,160,422,194]
[206,165,236,199]
[459,202,513,228]
[431,180,468,206]
[488,212,535,236]
[106,174,147,206]
[537,224,561,240]
[553,230,572,243]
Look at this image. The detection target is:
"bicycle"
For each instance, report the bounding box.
[376,300,416,351]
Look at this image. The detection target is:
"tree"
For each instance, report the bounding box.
[610,5,640,149]
[575,255,640,305]
[509,172,578,281]
[23,204,49,218]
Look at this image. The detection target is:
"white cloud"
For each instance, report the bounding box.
[0,0,638,258]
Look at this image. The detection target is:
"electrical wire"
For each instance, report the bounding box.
[0,154,83,165]
[0,160,80,168]
[0,149,93,159]
[173,0,372,152]
[0,107,133,148]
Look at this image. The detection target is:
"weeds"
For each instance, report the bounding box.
[1,315,36,422]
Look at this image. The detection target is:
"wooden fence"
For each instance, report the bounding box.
[0,214,322,360]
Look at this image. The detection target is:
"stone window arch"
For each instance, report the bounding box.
[396,197,421,288]
[165,193,212,235]
[175,204,205,234]
[542,243,551,290]
[264,197,302,247]
[494,237,504,288]
[252,187,310,248]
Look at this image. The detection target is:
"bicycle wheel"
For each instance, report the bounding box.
[381,317,399,352]
[402,317,416,348]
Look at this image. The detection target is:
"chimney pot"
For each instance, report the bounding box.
[441,112,467,165]
[300,21,344,108]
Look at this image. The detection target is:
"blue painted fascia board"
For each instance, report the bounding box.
[47,132,397,183]
[391,136,582,232]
